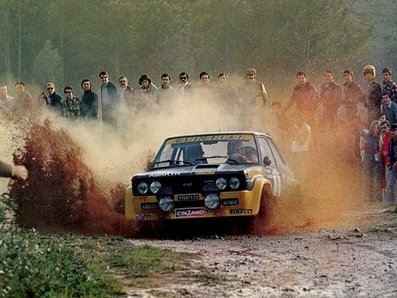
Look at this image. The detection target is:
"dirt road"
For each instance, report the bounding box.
[125,205,397,297]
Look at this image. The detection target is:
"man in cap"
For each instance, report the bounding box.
[362,64,382,126]
[237,68,267,128]
[382,67,397,103]
[387,122,397,202]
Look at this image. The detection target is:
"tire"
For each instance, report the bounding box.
[249,184,276,234]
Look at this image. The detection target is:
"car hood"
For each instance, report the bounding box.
[133,163,254,179]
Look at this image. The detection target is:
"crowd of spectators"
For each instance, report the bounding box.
[1,65,397,203]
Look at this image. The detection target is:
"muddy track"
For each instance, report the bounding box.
[124,206,397,297]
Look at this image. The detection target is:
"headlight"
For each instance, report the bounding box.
[215,177,227,190]
[150,181,162,194]
[137,182,149,194]
[229,177,240,190]
[158,196,174,212]
[204,193,220,210]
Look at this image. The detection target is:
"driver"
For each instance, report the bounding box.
[227,141,246,163]
[244,146,259,163]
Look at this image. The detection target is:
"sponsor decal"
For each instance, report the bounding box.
[175,208,206,218]
[166,134,253,144]
[177,194,200,201]
[136,214,151,221]
[230,209,253,215]
[194,169,216,175]
[148,171,181,178]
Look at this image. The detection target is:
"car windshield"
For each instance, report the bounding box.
[152,134,259,169]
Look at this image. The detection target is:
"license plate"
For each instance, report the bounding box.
[177,194,200,201]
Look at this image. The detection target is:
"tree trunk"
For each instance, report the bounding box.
[2,7,12,79]
[18,6,22,81]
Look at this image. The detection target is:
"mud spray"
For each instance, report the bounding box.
[8,118,138,236]
[5,88,363,238]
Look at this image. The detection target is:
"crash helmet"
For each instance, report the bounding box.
[363,64,376,76]
[227,140,244,155]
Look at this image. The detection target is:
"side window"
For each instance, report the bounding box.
[258,137,274,164]
[267,139,285,167]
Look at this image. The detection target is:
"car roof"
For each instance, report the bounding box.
[163,131,273,141]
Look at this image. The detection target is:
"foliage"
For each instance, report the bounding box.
[0,227,123,297]
[32,40,63,86]
[0,201,190,298]
[0,0,376,97]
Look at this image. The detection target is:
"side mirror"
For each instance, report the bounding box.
[263,156,272,166]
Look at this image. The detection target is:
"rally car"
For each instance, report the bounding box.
[125,131,297,222]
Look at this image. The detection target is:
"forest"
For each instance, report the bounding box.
[0,0,395,100]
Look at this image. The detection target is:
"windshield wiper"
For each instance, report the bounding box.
[153,159,193,166]
[200,155,240,164]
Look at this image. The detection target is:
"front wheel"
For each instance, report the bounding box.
[250,184,276,234]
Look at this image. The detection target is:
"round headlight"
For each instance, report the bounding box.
[229,177,240,190]
[215,177,227,190]
[158,196,174,212]
[150,181,162,194]
[137,182,149,194]
[204,193,220,210]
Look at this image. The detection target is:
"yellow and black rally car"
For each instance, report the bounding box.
[125,132,297,221]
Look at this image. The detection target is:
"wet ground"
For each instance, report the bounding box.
[124,204,397,297]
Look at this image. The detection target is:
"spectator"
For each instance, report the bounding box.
[138,74,157,101]
[282,71,319,125]
[154,73,177,105]
[237,68,267,127]
[269,102,289,133]
[37,92,48,110]
[118,75,134,106]
[362,65,382,126]
[379,113,387,122]
[289,111,311,182]
[382,67,397,103]
[198,71,212,89]
[361,120,382,202]
[0,159,28,180]
[99,71,118,127]
[14,82,34,116]
[62,86,80,119]
[342,69,363,119]
[388,123,397,203]
[245,91,268,132]
[177,72,193,98]
[379,120,392,201]
[0,84,13,114]
[319,70,342,130]
[196,71,214,101]
[380,92,397,125]
[214,72,238,119]
[359,128,369,162]
[80,79,98,119]
[45,82,63,115]
[117,76,134,140]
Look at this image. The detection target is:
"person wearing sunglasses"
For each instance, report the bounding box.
[45,82,63,115]
[177,72,192,98]
[62,86,80,119]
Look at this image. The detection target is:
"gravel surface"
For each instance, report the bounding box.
[125,205,397,297]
